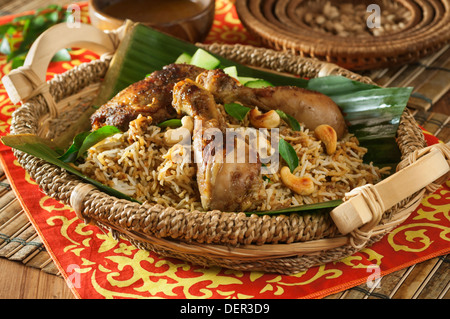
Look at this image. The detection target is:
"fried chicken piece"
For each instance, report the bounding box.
[196,69,348,139]
[172,79,261,212]
[90,63,205,131]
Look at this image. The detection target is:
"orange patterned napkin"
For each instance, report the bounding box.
[0,1,448,299]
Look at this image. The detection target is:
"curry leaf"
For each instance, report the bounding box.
[279,138,299,173]
[57,131,90,162]
[224,102,251,121]
[157,119,182,128]
[58,125,121,163]
[275,110,301,131]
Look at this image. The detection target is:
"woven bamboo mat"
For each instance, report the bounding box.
[0,164,61,276]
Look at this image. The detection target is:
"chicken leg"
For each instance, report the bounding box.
[196,69,347,139]
[91,63,205,131]
[172,78,261,212]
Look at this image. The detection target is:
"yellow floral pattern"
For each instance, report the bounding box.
[204,0,260,46]
[388,182,450,253]
[32,178,448,299]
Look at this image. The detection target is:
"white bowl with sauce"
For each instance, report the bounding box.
[89,0,215,43]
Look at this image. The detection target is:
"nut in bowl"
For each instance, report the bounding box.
[89,0,215,43]
[298,0,415,38]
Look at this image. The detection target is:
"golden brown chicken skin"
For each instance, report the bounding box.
[90,63,205,131]
[172,79,261,212]
[196,69,348,139]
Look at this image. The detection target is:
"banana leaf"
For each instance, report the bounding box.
[1,134,139,203]
[3,22,414,216]
[248,199,343,216]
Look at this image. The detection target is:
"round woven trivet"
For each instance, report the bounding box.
[235,0,450,70]
[9,42,441,275]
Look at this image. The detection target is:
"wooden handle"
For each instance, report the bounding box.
[2,23,118,104]
[331,144,450,235]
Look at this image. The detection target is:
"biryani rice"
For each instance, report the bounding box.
[77,111,390,212]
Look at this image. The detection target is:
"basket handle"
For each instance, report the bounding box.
[331,142,450,237]
[2,23,120,105]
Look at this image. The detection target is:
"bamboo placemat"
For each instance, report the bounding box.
[0,164,61,276]
[326,254,449,299]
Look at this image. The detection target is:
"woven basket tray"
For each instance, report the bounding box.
[3,23,450,275]
[235,0,450,70]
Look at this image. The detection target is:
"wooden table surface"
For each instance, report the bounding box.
[0,0,448,299]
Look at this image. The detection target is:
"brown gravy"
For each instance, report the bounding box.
[101,0,206,24]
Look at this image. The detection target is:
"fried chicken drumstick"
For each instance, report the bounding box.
[172,78,261,211]
[90,63,205,131]
[196,69,347,139]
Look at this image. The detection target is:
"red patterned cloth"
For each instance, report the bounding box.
[0,1,448,299]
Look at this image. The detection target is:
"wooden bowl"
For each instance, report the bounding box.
[88,0,215,43]
[235,0,450,70]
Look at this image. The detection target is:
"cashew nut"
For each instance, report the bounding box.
[164,116,193,145]
[280,166,315,195]
[314,124,337,155]
[249,108,280,129]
